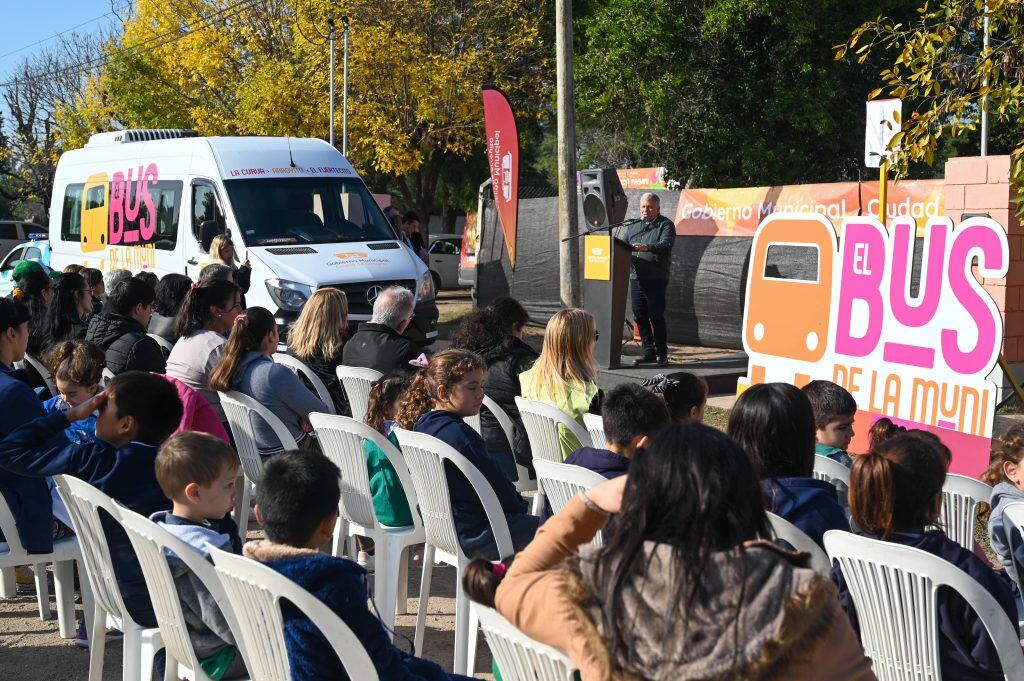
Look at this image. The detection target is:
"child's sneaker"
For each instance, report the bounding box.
[357,550,375,572]
[15,566,35,594]
[74,619,125,648]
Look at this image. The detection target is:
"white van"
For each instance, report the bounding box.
[48,129,438,343]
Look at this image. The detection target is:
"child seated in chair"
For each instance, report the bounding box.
[152,432,247,679]
[245,449,473,681]
[0,371,183,642]
[41,340,104,444]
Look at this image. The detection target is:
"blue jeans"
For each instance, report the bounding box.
[630,278,668,357]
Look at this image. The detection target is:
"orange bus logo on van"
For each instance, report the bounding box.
[743,215,836,363]
[332,252,368,259]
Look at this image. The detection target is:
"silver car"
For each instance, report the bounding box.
[428,233,470,290]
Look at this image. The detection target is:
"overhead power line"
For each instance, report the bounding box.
[0,0,264,89]
[0,1,134,64]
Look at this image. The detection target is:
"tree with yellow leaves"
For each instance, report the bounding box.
[59,0,550,219]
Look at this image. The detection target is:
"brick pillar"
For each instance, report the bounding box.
[946,155,1023,367]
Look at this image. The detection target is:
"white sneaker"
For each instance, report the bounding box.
[357,551,375,572]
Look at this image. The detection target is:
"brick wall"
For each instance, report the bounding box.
[945,155,1023,363]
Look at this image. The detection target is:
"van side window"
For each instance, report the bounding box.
[192,184,224,244]
[0,223,18,240]
[61,184,85,241]
[149,181,183,251]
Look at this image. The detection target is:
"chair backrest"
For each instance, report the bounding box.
[148,333,175,353]
[101,367,115,383]
[393,428,514,561]
[515,397,593,464]
[220,390,298,487]
[16,353,56,397]
[209,546,379,680]
[824,530,1024,679]
[117,506,240,678]
[310,413,422,531]
[475,604,577,681]
[582,413,605,448]
[766,512,831,574]
[464,396,532,488]
[812,454,850,487]
[272,353,336,414]
[53,475,130,623]
[0,484,30,560]
[533,459,607,545]
[1001,501,1024,591]
[939,473,992,551]
[335,365,382,422]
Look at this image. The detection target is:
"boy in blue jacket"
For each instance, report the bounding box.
[803,379,857,467]
[0,371,183,637]
[245,449,473,681]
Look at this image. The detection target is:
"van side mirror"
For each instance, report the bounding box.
[199,220,224,253]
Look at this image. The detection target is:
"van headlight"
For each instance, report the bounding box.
[416,270,434,301]
[266,279,313,311]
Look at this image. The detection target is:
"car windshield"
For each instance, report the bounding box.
[224,177,397,245]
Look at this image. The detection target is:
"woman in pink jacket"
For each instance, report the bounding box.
[157,373,229,442]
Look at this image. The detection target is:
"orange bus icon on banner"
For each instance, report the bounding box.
[744,214,836,363]
[81,172,110,253]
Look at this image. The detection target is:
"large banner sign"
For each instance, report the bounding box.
[676,179,943,237]
[482,87,520,269]
[740,213,1009,476]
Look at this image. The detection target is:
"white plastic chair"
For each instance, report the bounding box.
[117,505,250,681]
[220,391,299,539]
[998,501,1024,633]
[0,487,80,637]
[515,397,594,514]
[766,511,831,574]
[16,352,56,397]
[812,453,850,488]
[310,413,424,637]
[101,367,115,383]
[824,530,1024,680]
[582,412,605,447]
[148,333,175,354]
[532,459,608,546]
[475,604,578,681]
[335,365,382,422]
[393,427,516,677]
[54,475,163,681]
[209,546,379,680]
[272,353,337,414]
[464,395,537,494]
[939,474,992,551]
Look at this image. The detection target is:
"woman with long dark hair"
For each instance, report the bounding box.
[12,268,53,356]
[165,279,240,421]
[149,273,193,343]
[208,307,328,455]
[463,421,873,679]
[41,272,92,349]
[451,307,537,479]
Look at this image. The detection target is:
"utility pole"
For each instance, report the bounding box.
[328,18,335,147]
[343,16,350,156]
[981,2,990,156]
[556,0,579,307]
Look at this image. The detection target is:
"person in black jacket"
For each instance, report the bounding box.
[85,278,166,375]
[342,286,422,375]
[451,303,538,478]
[621,192,676,367]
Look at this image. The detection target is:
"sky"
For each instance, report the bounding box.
[0,0,124,81]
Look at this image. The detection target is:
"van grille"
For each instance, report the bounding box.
[266,246,317,255]
[326,280,415,315]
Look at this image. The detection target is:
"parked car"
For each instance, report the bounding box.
[0,237,53,297]
[428,233,470,290]
[0,221,46,260]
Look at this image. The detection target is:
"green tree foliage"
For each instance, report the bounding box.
[573,0,921,187]
[838,0,1024,198]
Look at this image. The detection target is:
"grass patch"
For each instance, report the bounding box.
[704,405,730,432]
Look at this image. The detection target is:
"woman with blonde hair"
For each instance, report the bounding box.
[287,288,350,414]
[207,234,252,297]
[519,308,600,459]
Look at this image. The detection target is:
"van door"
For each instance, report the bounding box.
[186,180,227,280]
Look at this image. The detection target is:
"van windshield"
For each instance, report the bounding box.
[224,177,396,245]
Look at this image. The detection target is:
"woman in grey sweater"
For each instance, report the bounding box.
[209,306,328,455]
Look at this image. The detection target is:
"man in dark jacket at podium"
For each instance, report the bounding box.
[624,192,675,367]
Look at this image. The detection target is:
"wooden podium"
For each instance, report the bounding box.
[582,232,633,369]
